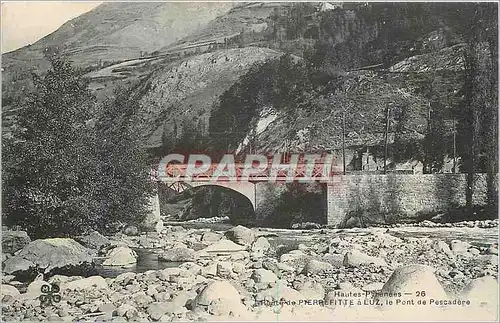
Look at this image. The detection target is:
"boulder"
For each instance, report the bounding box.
[78,231,110,251]
[217,261,233,278]
[115,272,136,285]
[251,237,271,253]
[147,302,177,321]
[203,239,246,254]
[380,264,447,299]
[194,281,246,316]
[116,304,138,319]
[102,246,137,266]
[322,253,344,267]
[450,240,470,254]
[301,259,333,275]
[462,276,498,307]
[343,250,387,267]
[200,232,222,243]
[123,225,139,236]
[1,284,20,298]
[2,257,35,275]
[224,226,255,246]
[432,240,454,258]
[194,280,241,307]
[62,276,108,291]
[7,238,93,274]
[251,269,278,284]
[158,247,196,262]
[2,230,30,254]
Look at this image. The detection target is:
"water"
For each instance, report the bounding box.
[94,248,184,278]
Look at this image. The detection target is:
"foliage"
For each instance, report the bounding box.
[2,58,152,238]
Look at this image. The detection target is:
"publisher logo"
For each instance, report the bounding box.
[39,283,61,306]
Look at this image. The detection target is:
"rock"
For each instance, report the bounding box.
[147,302,173,321]
[251,237,271,253]
[1,275,15,284]
[134,292,154,308]
[224,226,255,246]
[2,257,35,275]
[200,232,222,243]
[432,240,454,258]
[2,230,30,254]
[262,259,278,273]
[277,262,295,273]
[232,262,245,274]
[230,251,249,261]
[78,231,110,251]
[478,254,499,266]
[301,259,333,275]
[155,220,164,233]
[450,240,470,254]
[8,238,93,274]
[217,261,233,278]
[194,280,241,307]
[322,253,344,267]
[297,281,325,299]
[203,239,246,254]
[343,250,387,267]
[179,262,202,275]
[116,304,138,319]
[194,281,248,317]
[62,276,108,291]
[380,264,447,299]
[1,284,20,298]
[158,247,196,262]
[123,225,139,236]
[115,272,137,285]
[201,263,217,277]
[102,246,137,266]
[487,244,498,255]
[98,303,116,318]
[251,269,278,284]
[462,276,498,307]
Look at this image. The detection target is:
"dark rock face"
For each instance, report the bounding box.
[2,230,31,254]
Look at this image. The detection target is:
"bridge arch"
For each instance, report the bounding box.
[165,181,257,225]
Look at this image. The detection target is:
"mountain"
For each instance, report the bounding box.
[1,2,234,110]
[3,2,496,171]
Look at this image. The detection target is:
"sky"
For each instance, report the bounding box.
[1,1,102,53]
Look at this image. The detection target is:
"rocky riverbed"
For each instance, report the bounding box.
[1,220,499,321]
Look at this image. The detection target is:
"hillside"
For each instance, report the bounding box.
[2,2,495,171]
[137,47,283,148]
[1,2,234,110]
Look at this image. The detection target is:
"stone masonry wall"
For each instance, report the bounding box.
[327,173,495,226]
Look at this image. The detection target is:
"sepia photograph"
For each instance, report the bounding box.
[1,1,498,321]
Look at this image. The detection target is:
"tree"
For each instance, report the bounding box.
[2,58,154,237]
[459,4,498,216]
[93,86,154,232]
[2,58,99,237]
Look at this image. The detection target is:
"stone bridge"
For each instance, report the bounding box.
[148,162,493,227]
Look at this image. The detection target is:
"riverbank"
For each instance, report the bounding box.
[1,221,498,321]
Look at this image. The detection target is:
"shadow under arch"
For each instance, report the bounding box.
[162,182,256,226]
